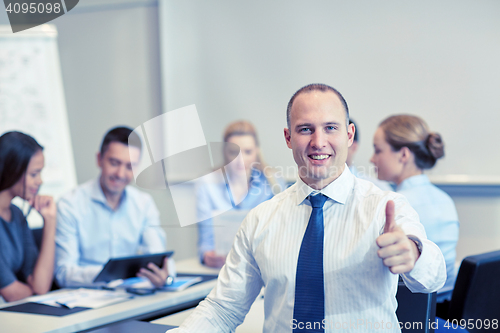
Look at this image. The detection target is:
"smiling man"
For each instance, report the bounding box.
[170,84,446,333]
[284,84,352,189]
[55,127,171,287]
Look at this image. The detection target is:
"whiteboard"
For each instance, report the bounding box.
[159,0,500,183]
[0,25,77,226]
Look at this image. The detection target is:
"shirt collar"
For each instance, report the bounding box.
[349,165,358,177]
[294,165,354,206]
[396,174,430,191]
[90,177,127,207]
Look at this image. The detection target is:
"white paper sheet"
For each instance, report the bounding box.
[31,288,132,309]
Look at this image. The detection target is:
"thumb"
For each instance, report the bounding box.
[384,200,396,233]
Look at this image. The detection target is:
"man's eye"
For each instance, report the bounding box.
[326,126,337,131]
[299,128,311,133]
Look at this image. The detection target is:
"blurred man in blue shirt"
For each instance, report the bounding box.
[55,126,171,287]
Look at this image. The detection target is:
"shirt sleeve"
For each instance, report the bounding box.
[139,194,166,254]
[55,196,102,287]
[391,194,447,293]
[0,208,38,289]
[170,213,264,332]
[0,252,16,290]
[197,220,215,263]
[196,183,215,262]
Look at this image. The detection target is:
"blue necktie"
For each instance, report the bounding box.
[293,194,328,332]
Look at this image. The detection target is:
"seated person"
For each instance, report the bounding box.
[0,132,56,302]
[347,119,392,191]
[55,126,171,287]
[197,120,285,268]
[371,114,459,314]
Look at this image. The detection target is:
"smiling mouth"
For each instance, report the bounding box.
[308,154,331,161]
[110,178,126,185]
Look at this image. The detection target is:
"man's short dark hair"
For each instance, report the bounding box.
[286,83,349,129]
[100,126,142,155]
[349,119,358,142]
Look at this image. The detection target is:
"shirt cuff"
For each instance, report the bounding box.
[402,239,446,293]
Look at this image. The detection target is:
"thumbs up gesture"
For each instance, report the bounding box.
[376,200,420,274]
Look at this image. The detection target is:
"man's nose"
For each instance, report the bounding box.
[116,165,127,178]
[311,131,327,149]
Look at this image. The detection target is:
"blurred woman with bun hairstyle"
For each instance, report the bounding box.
[0,131,57,303]
[370,115,459,316]
[196,120,285,268]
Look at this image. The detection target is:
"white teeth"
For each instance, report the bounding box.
[310,155,329,160]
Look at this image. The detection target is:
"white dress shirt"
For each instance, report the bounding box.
[169,166,446,333]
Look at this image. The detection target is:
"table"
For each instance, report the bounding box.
[0,258,218,333]
[152,279,436,333]
[152,289,265,332]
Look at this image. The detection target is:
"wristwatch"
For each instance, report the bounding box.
[166,275,174,286]
[407,235,423,255]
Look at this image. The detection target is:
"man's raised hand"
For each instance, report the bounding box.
[376,200,420,274]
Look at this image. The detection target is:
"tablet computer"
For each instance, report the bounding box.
[93,251,174,283]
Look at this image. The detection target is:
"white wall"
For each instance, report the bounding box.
[159,0,500,263]
[55,0,198,259]
[160,0,500,180]
[454,196,500,263]
[0,0,198,260]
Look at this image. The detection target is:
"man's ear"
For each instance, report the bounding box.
[97,152,103,168]
[284,128,292,149]
[347,123,355,147]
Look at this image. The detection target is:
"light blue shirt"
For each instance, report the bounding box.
[397,174,459,302]
[55,178,166,287]
[196,168,284,261]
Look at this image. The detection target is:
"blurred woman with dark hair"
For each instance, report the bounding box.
[370,115,459,316]
[0,131,56,302]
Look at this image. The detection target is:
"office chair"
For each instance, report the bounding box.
[443,250,500,333]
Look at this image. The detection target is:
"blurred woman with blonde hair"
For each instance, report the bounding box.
[196,120,285,268]
[370,115,459,317]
